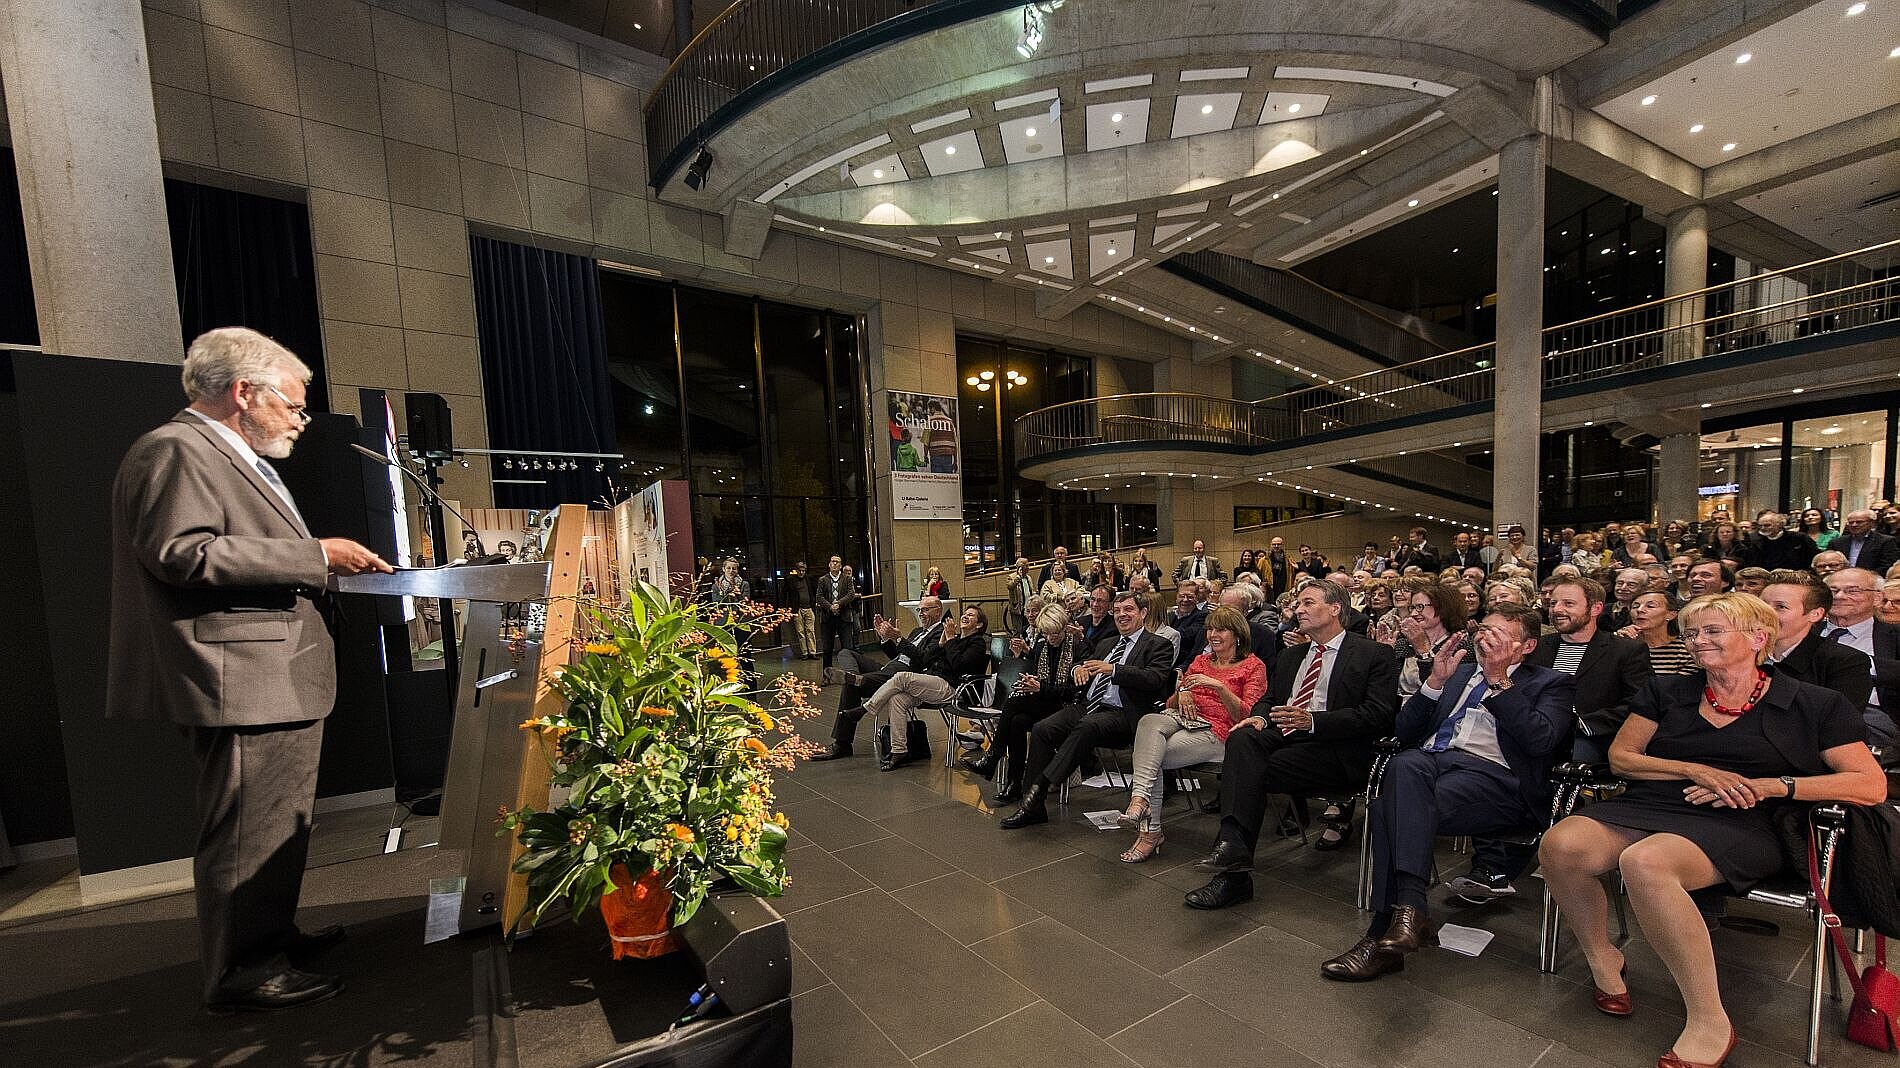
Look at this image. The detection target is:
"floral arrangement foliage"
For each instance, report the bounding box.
[502,581,822,930]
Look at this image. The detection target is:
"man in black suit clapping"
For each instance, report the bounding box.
[1184,581,1400,909]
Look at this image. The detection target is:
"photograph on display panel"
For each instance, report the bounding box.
[888,390,961,520]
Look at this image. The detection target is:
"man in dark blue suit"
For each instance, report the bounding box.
[1321,602,1574,981]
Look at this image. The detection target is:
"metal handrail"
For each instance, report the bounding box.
[1017,238,1899,466]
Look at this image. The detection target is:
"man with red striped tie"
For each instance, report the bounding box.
[1184,580,1399,910]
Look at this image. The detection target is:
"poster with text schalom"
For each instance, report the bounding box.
[888,390,962,520]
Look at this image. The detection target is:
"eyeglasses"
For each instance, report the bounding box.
[261,383,311,424]
[1681,626,1742,642]
[1406,602,1434,614]
[1829,586,1877,597]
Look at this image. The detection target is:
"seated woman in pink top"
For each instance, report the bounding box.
[1117,605,1268,863]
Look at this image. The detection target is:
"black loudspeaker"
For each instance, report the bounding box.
[676,892,791,1014]
[404,391,454,460]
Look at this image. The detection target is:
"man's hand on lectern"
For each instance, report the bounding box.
[322,538,394,575]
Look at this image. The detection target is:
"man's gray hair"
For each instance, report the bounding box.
[1222,581,1262,612]
[181,327,311,403]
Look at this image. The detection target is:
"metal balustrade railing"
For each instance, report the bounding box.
[1017,238,1899,466]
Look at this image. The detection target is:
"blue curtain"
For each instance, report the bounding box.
[470,235,617,509]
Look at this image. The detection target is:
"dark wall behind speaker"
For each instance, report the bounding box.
[11,353,200,871]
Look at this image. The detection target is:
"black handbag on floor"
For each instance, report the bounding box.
[874,719,932,763]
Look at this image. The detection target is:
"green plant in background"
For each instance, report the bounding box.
[501,581,821,930]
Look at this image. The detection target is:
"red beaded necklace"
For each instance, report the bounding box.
[1704,670,1769,717]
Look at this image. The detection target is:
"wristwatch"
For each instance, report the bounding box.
[1486,675,1513,692]
[1779,775,1796,799]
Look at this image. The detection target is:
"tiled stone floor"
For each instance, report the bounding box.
[771,653,1890,1068]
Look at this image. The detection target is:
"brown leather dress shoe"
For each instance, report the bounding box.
[1320,935,1405,982]
[1377,905,1437,952]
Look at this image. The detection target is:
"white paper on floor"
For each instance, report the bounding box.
[1079,770,1130,789]
[1084,810,1124,830]
[1436,923,1496,957]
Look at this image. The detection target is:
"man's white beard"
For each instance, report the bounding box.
[239,411,298,458]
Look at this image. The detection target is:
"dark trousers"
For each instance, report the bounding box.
[1472,732,1602,878]
[818,612,856,669]
[1025,701,1136,788]
[1216,726,1365,856]
[188,719,325,1001]
[1368,748,1532,914]
[829,652,899,748]
[994,689,1064,786]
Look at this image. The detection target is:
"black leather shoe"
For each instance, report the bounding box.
[999,784,1048,829]
[991,783,1022,805]
[1194,841,1254,873]
[284,925,346,961]
[962,753,999,779]
[807,743,853,762]
[880,750,916,772]
[1320,935,1405,982]
[1183,872,1254,910]
[206,968,343,1014]
[1377,905,1437,953]
[1312,820,1353,851]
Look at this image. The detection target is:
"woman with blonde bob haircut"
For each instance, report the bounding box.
[1537,593,1885,1068]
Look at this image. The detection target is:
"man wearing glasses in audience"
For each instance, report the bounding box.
[1822,568,1900,755]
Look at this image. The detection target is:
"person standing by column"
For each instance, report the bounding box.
[107,328,392,1013]
[783,560,818,659]
[816,555,859,672]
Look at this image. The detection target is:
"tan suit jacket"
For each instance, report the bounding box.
[107,411,334,727]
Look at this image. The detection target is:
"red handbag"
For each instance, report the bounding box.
[1810,827,1900,1052]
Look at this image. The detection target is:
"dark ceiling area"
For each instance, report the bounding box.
[1295,170,1646,317]
[496,0,679,55]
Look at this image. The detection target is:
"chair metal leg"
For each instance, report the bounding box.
[1355,803,1374,912]
[1612,874,1629,943]
[1808,900,1827,1067]
[1539,884,1562,974]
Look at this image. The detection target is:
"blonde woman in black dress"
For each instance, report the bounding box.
[1538,593,1884,1068]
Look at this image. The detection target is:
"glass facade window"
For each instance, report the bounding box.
[1790,412,1887,518]
[1698,400,1897,526]
[957,337,1154,573]
[598,270,870,599]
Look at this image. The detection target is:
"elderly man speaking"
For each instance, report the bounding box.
[107,328,390,1014]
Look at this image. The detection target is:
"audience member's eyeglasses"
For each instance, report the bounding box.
[1681,626,1739,642]
[1406,602,1433,613]
[1830,586,1876,597]
[261,383,312,424]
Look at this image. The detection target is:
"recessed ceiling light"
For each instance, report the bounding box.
[1847,2,1866,14]
[1287,102,1304,114]
[1451,247,1459,253]
[1640,94,1657,106]
[1722,142,1737,152]
[633,22,642,29]
[944,145,956,155]
[1359,149,1367,155]
[872,169,884,179]
[1044,256,1054,264]
[1792,387,1805,394]
[1110,112,1123,122]
[1107,247,1117,255]
[1689,123,1705,133]
[1891,45,1900,57]
[1407,199,1419,207]
[1701,402,1712,408]
[1200,103,1214,114]
[1735,51,1752,64]
[1025,127,1037,137]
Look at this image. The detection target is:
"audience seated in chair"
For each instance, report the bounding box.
[861,605,993,771]
[1538,593,1884,1068]
[966,604,1081,804]
[1318,603,1573,981]
[998,591,1175,829]
[1182,580,1399,910]
[812,595,947,761]
[1116,605,1268,864]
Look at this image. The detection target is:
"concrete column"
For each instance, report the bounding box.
[1663,205,1709,364]
[1491,134,1546,540]
[1658,432,1701,525]
[0,0,181,363]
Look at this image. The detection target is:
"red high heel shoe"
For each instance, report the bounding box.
[1593,962,1631,1017]
[1657,1029,1737,1068]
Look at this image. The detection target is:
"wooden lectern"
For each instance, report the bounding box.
[332,502,586,933]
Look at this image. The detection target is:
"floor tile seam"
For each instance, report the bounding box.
[824,840,956,895]
[1521,1039,1558,1068]
[958,913,1044,947]
[1157,919,1277,979]
[981,848,1089,886]
[788,933,837,989]
[973,912,1188,989]
[807,954,923,1065]
[788,980,836,1000]
[905,997,1045,1062]
[1099,992,1192,1042]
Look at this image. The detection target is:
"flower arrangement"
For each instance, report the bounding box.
[501,580,823,935]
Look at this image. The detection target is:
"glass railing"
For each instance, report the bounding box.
[1017,238,1899,466]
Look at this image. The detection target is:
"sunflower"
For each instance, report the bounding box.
[666,823,695,844]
